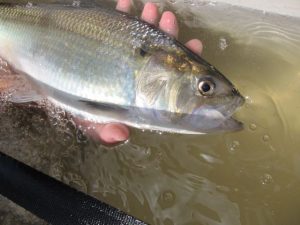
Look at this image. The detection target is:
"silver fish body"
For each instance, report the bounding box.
[0,4,244,134]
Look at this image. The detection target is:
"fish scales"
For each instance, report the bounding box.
[0,5,172,105]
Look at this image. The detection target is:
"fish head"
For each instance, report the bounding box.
[136,47,245,133]
[173,71,245,133]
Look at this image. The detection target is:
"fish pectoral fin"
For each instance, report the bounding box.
[10,89,43,104]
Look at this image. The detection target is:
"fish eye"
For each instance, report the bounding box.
[198,79,215,96]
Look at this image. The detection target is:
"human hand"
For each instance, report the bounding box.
[78,0,203,144]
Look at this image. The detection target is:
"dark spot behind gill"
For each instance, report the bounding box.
[139,48,147,57]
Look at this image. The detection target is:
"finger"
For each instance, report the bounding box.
[141,2,159,25]
[185,39,203,55]
[96,123,130,144]
[159,11,179,38]
[74,118,129,144]
[116,0,132,13]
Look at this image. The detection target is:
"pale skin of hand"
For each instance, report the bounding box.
[78,0,203,144]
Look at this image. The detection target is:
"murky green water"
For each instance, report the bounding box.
[1,1,300,225]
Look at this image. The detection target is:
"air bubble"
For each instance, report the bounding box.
[76,129,88,144]
[262,134,270,142]
[249,123,257,131]
[158,190,176,209]
[228,140,240,153]
[260,173,273,185]
[72,0,81,7]
[244,96,253,108]
[163,191,175,202]
[219,37,229,50]
[26,2,33,8]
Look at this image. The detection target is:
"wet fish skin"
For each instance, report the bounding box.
[0,4,244,134]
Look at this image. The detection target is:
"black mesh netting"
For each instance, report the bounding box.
[0,152,147,225]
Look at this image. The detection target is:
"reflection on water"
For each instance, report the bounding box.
[1,1,300,225]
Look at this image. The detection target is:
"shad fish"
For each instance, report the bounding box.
[0,3,244,134]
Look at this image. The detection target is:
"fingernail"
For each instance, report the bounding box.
[141,2,159,25]
[100,124,129,144]
[116,0,131,13]
[159,11,178,38]
[112,125,129,142]
[185,39,203,55]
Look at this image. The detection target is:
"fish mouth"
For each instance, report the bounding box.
[214,93,245,119]
[194,93,244,118]
[185,94,245,133]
